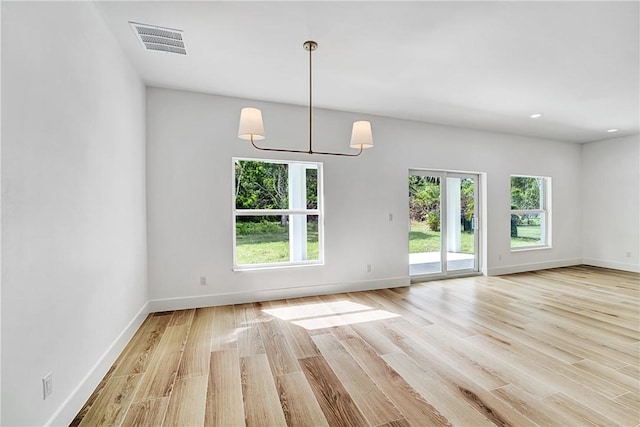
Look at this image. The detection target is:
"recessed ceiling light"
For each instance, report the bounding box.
[530,113,543,119]
[607,128,619,133]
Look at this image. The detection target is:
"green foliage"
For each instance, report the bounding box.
[409,175,440,223]
[236,221,286,235]
[427,211,440,231]
[409,176,475,232]
[235,160,318,210]
[511,176,542,210]
[235,160,288,209]
[460,178,474,221]
[306,168,318,209]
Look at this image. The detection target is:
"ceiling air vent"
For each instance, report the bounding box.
[129,22,187,55]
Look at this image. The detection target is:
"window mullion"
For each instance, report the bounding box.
[234,209,319,216]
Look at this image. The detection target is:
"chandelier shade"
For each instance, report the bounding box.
[350,121,374,149]
[238,107,265,141]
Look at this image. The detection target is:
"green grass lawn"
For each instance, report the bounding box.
[511,224,543,247]
[237,220,540,264]
[409,221,474,254]
[236,223,319,265]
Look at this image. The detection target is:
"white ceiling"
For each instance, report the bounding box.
[95,1,639,143]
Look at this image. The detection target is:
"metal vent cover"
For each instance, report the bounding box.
[129,22,186,55]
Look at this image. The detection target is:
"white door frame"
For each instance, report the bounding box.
[409,169,482,280]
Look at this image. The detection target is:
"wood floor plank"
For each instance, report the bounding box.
[542,392,626,427]
[133,349,183,402]
[256,309,301,376]
[491,385,576,426]
[388,321,512,392]
[382,352,494,427]
[465,311,586,364]
[70,365,115,427]
[112,314,172,376]
[205,349,245,427]
[348,321,402,356]
[234,303,266,357]
[521,322,630,369]
[275,372,329,427]
[268,299,321,359]
[355,289,435,329]
[177,307,214,379]
[387,333,538,427]
[132,324,189,402]
[211,304,238,351]
[78,374,140,427]
[466,333,629,399]
[561,389,640,426]
[163,375,208,427]
[167,308,195,327]
[614,391,640,416]
[299,355,369,427]
[573,358,640,393]
[121,397,169,427]
[313,333,403,426]
[377,419,412,427]
[241,354,288,427]
[619,362,640,380]
[340,336,453,427]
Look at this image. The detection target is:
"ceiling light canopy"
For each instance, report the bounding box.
[530,113,543,119]
[607,128,619,133]
[238,41,373,157]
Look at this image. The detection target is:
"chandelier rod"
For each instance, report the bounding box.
[308,40,313,154]
[249,138,363,157]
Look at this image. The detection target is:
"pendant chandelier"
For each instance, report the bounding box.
[238,41,374,157]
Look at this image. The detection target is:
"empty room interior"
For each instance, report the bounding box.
[1,1,639,426]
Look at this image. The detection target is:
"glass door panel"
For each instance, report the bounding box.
[446,176,477,272]
[409,173,442,275]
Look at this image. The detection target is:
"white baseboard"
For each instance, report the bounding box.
[149,277,410,312]
[46,302,150,427]
[487,258,582,276]
[582,258,640,273]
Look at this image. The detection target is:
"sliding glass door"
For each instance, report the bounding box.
[409,170,479,279]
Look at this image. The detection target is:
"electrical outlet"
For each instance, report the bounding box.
[626,252,631,258]
[367,264,372,273]
[200,276,207,286]
[43,373,53,400]
[498,254,502,261]
[388,213,393,222]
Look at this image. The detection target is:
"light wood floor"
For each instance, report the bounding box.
[72,266,640,427]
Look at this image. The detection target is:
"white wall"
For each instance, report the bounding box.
[1,3,148,426]
[146,88,583,308]
[582,134,640,272]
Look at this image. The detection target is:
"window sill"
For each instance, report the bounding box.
[233,261,324,272]
[510,245,551,253]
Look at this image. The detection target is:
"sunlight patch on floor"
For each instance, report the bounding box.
[291,310,400,330]
[262,300,372,320]
[262,300,400,330]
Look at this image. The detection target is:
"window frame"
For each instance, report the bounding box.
[510,175,552,251]
[232,157,324,270]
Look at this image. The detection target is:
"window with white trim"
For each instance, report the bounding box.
[510,175,551,249]
[233,158,323,269]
